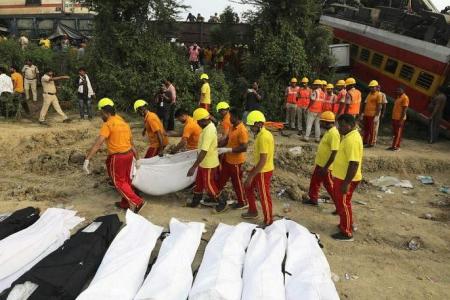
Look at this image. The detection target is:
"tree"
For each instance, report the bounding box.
[210,6,243,47]
[230,0,333,120]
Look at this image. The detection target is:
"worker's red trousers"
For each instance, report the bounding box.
[363,116,376,146]
[106,151,143,208]
[194,167,219,198]
[199,103,211,111]
[144,147,158,159]
[246,171,273,225]
[391,120,405,148]
[333,178,359,237]
[217,161,247,205]
[308,165,334,204]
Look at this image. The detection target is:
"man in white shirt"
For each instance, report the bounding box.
[22,59,39,102]
[76,67,95,120]
[19,33,29,50]
[39,69,71,124]
[0,67,14,117]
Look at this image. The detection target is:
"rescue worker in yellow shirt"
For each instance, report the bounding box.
[199,73,211,111]
[133,99,168,158]
[241,110,275,226]
[331,114,363,241]
[84,98,145,213]
[187,108,229,213]
[303,111,340,206]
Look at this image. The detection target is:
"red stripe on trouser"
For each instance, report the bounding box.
[391,120,404,148]
[194,167,219,198]
[144,147,158,159]
[246,171,273,224]
[217,161,247,205]
[308,165,334,204]
[363,116,375,145]
[106,152,143,207]
[333,178,359,236]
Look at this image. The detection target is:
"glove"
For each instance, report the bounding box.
[83,160,90,175]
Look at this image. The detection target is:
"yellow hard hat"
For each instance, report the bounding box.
[98,98,114,110]
[246,110,266,126]
[336,80,346,86]
[301,77,309,83]
[313,79,322,85]
[345,77,356,85]
[322,80,327,85]
[291,77,298,83]
[320,111,336,122]
[200,73,209,80]
[193,108,210,121]
[133,99,148,112]
[368,80,379,87]
[326,83,334,89]
[216,101,230,112]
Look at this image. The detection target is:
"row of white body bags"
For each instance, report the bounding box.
[0,208,84,293]
[76,210,163,300]
[134,218,204,300]
[284,220,339,300]
[189,222,256,300]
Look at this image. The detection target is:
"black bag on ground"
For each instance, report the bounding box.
[0,214,122,300]
[0,207,40,240]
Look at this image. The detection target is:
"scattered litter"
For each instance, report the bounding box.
[376,194,383,199]
[277,188,287,197]
[425,276,438,283]
[283,202,292,213]
[382,187,394,194]
[439,186,449,194]
[402,191,409,195]
[344,273,350,280]
[370,176,413,189]
[410,201,415,204]
[318,198,333,204]
[288,146,302,156]
[354,200,367,206]
[417,176,434,185]
[351,275,359,280]
[331,272,340,283]
[423,213,433,220]
[407,237,422,251]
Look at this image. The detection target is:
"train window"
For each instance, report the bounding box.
[399,64,414,81]
[371,53,383,68]
[38,20,54,30]
[415,72,434,90]
[79,20,93,31]
[26,0,41,5]
[17,19,33,29]
[60,19,76,29]
[350,44,359,58]
[384,58,398,74]
[360,48,370,62]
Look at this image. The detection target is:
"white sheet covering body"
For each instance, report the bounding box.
[189,222,256,300]
[134,218,204,300]
[284,220,339,300]
[76,210,163,300]
[241,220,287,300]
[132,150,198,196]
[0,208,83,293]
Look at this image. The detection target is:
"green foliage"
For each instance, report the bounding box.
[210,6,243,47]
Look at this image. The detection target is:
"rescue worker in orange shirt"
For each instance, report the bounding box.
[373,85,388,145]
[331,114,363,241]
[339,77,361,118]
[216,101,232,142]
[170,108,202,153]
[187,108,228,213]
[285,77,300,130]
[360,80,382,148]
[388,87,409,151]
[323,83,337,113]
[335,80,347,115]
[241,110,275,226]
[303,111,340,206]
[304,79,324,142]
[217,107,249,210]
[84,98,145,213]
[134,99,168,158]
[296,77,311,135]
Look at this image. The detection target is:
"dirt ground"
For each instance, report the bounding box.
[0,107,449,299]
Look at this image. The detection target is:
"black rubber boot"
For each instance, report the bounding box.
[187,193,202,208]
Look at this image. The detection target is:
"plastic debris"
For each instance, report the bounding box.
[277,188,287,197]
[376,194,383,199]
[344,273,350,280]
[288,146,302,156]
[354,200,367,206]
[439,186,449,194]
[416,176,434,185]
[283,202,292,213]
[407,237,421,251]
[370,176,413,189]
[423,213,433,220]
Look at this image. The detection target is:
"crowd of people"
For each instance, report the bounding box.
[186,12,240,23]
[187,43,246,72]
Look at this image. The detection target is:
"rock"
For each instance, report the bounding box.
[424,213,433,220]
[331,272,340,282]
[68,151,85,164]
[407,237,422,251]
[286,185,304,202]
